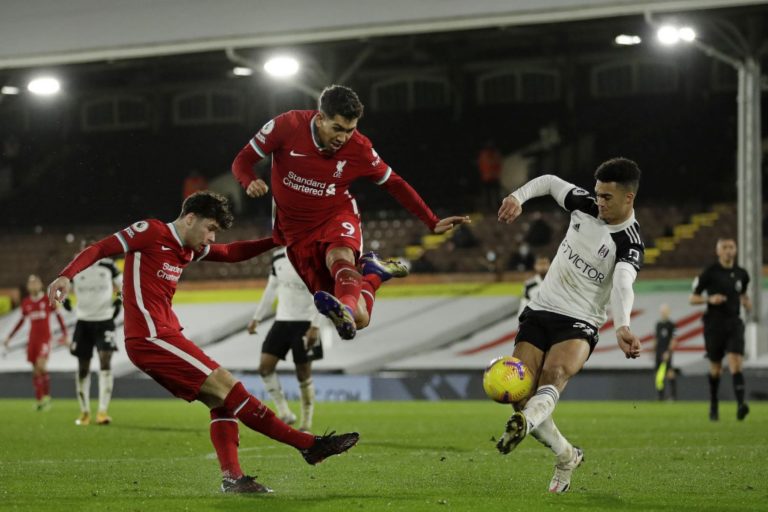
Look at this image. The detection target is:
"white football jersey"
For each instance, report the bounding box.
[72,258,122,321]
[525,185,644,328]
[253,248,315,322]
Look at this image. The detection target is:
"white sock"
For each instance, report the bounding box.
[530,416,573,464]
[261,372,291,418]
[522,384,560,432]
[76,372,91,414]
[98,370,113,413]
[299,378,315,430]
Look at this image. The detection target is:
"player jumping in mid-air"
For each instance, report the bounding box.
[232,85,469,340]
[65,252,123,425]
[248,247,326,432]
[47,191,359,494]
[496,158,644,493]
[3,274,69,410]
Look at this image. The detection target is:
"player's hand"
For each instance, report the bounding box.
[616,326,641,359]
[246,179,269,198]
[498,195,522,224]
[433,216,471,234]
[47,276,71,307]
[304,326,320,349]
[1,339,8,358]
[662,350,670,363]
[708,294,727,305]
[247,319,259,335]
[58,336,70,347]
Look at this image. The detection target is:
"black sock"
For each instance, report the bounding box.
[669,378,677,400]
[708,374,720,408]
[732,372,745,406]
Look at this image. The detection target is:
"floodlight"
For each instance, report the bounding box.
[615,34,642,46]
[27,77,60,96]
[264,56,299,78]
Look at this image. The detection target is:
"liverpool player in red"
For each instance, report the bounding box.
[47,191,358,494]
[232,85,469,339]
[3,274,68,410]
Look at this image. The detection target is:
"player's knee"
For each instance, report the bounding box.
[540,365,570,388]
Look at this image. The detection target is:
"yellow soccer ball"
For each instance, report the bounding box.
[482,356,534,403]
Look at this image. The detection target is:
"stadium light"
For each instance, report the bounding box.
[615,34,642,46]
[656,25,696,45]
[232,66,253,77]
[27,76,60,96]
[1,85,20,95]
[264,56,300,78]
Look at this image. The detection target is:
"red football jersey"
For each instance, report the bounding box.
[16,295,60,344]
[249,110,391,245]
[112,219,204,340]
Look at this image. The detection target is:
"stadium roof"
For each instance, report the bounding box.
[0,0,764,69]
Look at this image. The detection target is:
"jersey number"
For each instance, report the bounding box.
[341,222,356,237]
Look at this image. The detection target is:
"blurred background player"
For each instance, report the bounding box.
[232,84,469,340]
[496,158,644,493]
[653,303,678,401]
[248,247,325,432]
[2,274,69,410]
[64,249,123,426]
[518,255,551,317]
[690,237,751,422]
[47,191,358,493]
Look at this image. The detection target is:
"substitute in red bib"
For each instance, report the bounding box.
[47,191,359,494]
[232,85,470,340]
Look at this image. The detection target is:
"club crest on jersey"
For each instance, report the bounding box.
[597,244,609,258]
[333,160,347,178]
[735,280,743,293]
[371,148,381,167]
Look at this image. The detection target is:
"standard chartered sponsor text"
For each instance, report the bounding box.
[284,171,327,196]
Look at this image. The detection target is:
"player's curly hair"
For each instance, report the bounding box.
[319,85,364,120]
[594,157,641,193]
[180,191,234,229]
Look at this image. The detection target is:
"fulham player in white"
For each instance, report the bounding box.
[496,157,644,493]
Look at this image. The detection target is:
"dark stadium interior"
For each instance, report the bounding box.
[0,4,766,290]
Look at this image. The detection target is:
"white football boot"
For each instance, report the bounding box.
[548,446,584,493]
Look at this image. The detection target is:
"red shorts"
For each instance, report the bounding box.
[27,339,50,363]
[286,211,363,293]
[125,334,221,402]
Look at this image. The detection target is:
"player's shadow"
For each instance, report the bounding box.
[362,440,469,453]
[110,423,203,434]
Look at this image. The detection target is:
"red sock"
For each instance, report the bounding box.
[224,382,314,450]
[210,407,243,479]
[33,375,42,401]
[361,275,381,317]
[331,260,362,313]
[42,373,50,396]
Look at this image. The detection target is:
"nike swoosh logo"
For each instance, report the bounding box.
[290,150,307,157]
[161,246,172,251]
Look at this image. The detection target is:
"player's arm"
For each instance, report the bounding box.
[499,174,577,224]
[304,311,323,349]
[196,237,277,264]
[231,143,269,198]
[53,307,69,345]
[3,314,26,350]
[247,272,279,335]
[611,262,641,359]
[378,170,470,234]
[689,271,724,305]
[48,235,125,306]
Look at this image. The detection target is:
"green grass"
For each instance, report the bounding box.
[0,400,765,511]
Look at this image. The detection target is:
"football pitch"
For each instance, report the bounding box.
[0,399,765,512]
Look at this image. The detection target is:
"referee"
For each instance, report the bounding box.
[690,237,752,422]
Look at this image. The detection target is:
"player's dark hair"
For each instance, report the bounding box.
[180,191,234,229]
[318,85,364,120]
[594,157,641,193]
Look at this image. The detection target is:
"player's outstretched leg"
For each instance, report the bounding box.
[314,291,356,340]
[549,446,584,494]
[224,381,359,464]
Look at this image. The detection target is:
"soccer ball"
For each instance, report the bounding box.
[482,356,534,403]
